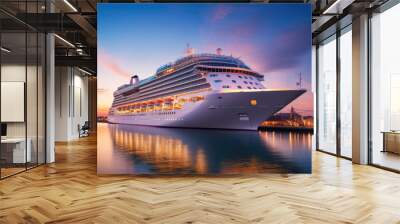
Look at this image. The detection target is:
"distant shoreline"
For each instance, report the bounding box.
[258,126,313,133]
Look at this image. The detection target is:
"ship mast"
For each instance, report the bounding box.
[296,72,302,89]
[185,43,194,56]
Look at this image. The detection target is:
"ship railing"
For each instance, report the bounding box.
[195,65,263,79]
[156,53,247,74]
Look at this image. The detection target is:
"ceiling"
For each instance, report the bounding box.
[0,0,390,75]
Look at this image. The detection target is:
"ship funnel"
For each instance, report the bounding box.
[216,48,223,55]
[130,75,139,85]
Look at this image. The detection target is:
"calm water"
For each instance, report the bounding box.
[97,123,312,174]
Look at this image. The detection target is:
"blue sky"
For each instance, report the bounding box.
[97,4,312,115]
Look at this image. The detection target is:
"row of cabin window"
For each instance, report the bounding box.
[209,73,255,80]
[214,79,260,86]
[198,67,255,76]
[160,111,176,115]
[222,85,261,90]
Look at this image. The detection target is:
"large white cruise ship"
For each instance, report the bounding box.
[108,49,306,130]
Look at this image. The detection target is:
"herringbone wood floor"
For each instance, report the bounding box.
[1,135,400,224]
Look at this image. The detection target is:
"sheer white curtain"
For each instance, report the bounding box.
[340,30,352,158]
[318,37,337,154]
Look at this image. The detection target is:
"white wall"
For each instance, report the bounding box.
[1,65,26,128]
[1,65,40,138]
[55,67,89,141]
[55,67,70,141]
[1,63,46,164]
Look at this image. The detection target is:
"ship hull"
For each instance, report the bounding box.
[108,89,305,131]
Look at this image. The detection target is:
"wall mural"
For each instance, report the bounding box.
[97,3,312,175]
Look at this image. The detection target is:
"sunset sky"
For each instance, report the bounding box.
[97,4,312,116]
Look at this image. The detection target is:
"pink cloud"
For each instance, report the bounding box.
[211,6,232,22]
[98,50,132,79]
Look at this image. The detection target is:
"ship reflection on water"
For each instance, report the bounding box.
[97,123,312,174]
